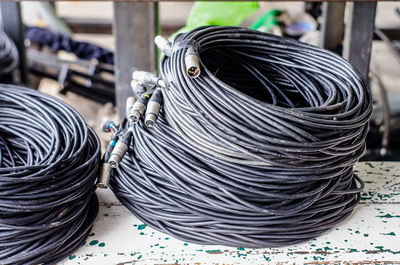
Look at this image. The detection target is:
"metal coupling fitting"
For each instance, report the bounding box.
[108,130,132,168]
[128,94,149,124]
[131,80,146,96]
[185,47,200,78]
[145,89,163,127]
[132,71,165,88]
[154,35,172,56]
[125,96,136,118]
[97,163,112,189]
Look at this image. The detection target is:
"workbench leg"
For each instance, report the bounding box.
[113,2,158,118]
[0,2,28,83]
[320,2,345,51]
[343,2,377,79]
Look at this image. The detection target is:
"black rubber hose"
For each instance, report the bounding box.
[111,26,372,248]
[0,85,100,264]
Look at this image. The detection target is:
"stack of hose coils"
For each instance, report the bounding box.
[0,85,100,264]
[109,26,373,248]
[0,31,18,82]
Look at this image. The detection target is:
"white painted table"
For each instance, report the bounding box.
[59,162,400,265]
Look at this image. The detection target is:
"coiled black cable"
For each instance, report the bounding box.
[0,31,18,82]
[0,85,100,264]
[111,26,372,248]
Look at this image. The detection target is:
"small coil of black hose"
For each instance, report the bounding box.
[0,85,100,264]
[108,26,373,248]
[0,30,18,82]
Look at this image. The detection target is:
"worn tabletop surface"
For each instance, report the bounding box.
[60,162,400,265]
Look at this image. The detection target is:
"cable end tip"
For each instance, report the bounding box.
[128,113,140,124]
[108,160,118,168]
[187,66,200,78]
[145,119,154,127]
[96,163,112,188]
[97,183,109,189]
[185,54,201,78]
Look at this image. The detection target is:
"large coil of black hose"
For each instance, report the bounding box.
[0,85,100,264]
[0,31,18,82]
[110,26,372,248]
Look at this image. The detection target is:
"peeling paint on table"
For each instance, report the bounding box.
[59,162,400,265]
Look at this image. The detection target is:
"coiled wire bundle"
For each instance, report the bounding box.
[0,85,100,264]
[109,26,372,248]
[0,31,18,82]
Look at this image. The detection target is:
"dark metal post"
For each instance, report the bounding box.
[320,2,346,51]
[343,2,377,79]
[113,2,158,118]
[0,2,28,83]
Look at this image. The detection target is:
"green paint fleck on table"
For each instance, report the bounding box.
[206,249,223,254]
[99,242,105,247]
[138,224,147,230]
[69,255,76,260]
[89,240,98,246]
[263,255,271,261]
[366,162,374,168]
[237,247,245,251]
[381,232,396,236]
[377,214,400,218]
